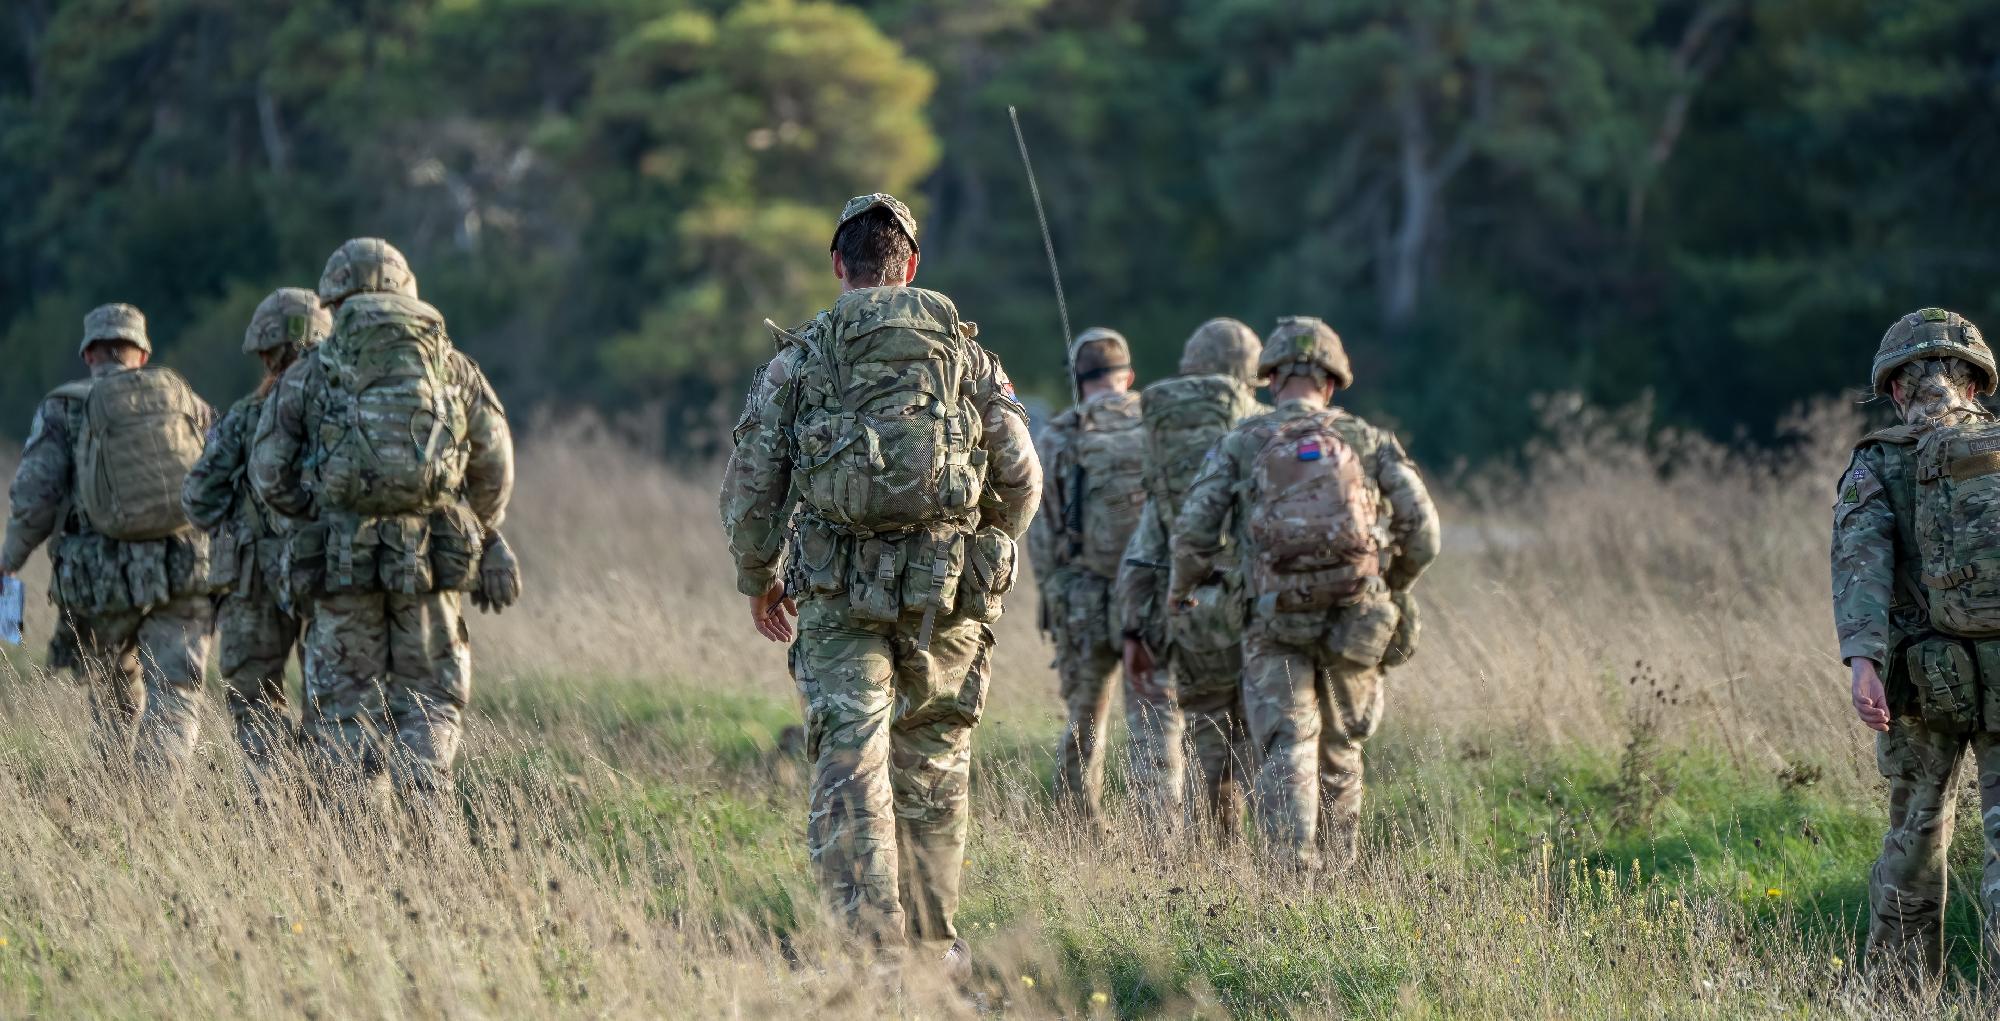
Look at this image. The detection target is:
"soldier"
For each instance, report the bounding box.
[719,194,1041,968]
[1833,308,2000,978]
[251,238,519,801]
[0,303,217,774]
[1028,327,1177,826]
[182,288,331,781]
[1171,317,1438,871]
[1117,317,1267,839]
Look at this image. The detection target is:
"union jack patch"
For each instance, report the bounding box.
[998,374,1023,406]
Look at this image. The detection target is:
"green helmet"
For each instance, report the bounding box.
[1258,316,1352,389]
[1069,326,1131,381]
[79,302,150,356]
[318,237,418,306]
[1873,307,1997,396]
[244,287,333,356]
[1179,317,1261,382]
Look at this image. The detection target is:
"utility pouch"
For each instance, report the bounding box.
[850,537,904,623]
[376,514,435,596]
[124,540,171,610]
[1173,578,1245,656]
[1907,637,1981,735]
[284,521,329,603]
[428,505,484,592]
[795,519,849,596]
[1254,591,1326,647]
[165,530,213,599]
[901,531,966,615]
[1327,594,1399,669]
[960,527,1016,624]
[321,518,381,596]
[208,526,242,592]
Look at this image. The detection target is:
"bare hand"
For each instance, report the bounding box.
[750,583,797,644]
[1124,638,1161,700]
[1850,658,1891,733]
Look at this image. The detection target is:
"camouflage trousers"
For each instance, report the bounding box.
[216,572,303,769]
[1172,642,1249,840]
[1242,627,1387,871]
[53,595,214,775]
[794,598,992,951]
[302,590,471,796]
[1866,719,2000,977]
[1052,571,1183,828]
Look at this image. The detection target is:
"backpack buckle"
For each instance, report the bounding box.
[1925,564,1979,590]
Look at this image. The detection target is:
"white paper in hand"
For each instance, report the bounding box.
[0,576,23,646]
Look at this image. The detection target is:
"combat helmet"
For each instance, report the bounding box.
[1873,308,1997,396]
[79,303,150,356]
[243,287,333,356]
[1258,316,1352,390]
[1179,317,1261,382]
[1069,327,1131,383]
[318,237,418,306]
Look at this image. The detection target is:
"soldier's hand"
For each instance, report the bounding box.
[476,531,523,613]
[1124,637,1162,700]
[1850,658,1892,733]
[750,583,796,643]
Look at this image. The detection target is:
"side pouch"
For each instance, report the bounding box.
[1907,637,1981,735]
[960,527,1017,624]
[1253,592,1326,647]
[322,519,382,596]
[1173,581,1245,656]
[902,531,967,619]
[208,526,242,592]
[123,541,171,610]
[166,529,214,599]
[849,537,904,623]
[795,520,848,596]
[377,515,435,595]
[285,522,329,602]
[1327,595,1399,669]
[428,505,485,592]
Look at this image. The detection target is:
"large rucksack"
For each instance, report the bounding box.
[1914,419,2000,637]
[1245,414,1380,612]
[74,367,205,541]
[1142,374,1256,519]
[792,287,986,532]
[1066,392,1148,577]
[312,293,471,517]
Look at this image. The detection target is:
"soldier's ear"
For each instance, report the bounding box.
[901,251,920,285]
[831,251,847,283]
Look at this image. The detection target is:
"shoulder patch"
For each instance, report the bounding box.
[996,369,1022,408]
[1837,454,1883,512]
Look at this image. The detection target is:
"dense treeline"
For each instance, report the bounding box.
[4,0,1998,460]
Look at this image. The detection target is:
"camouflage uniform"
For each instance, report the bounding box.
[1029,329,1179,826]
[0,305,216,773]
[1117,318,1268,838]
[250,241,515,796]
[182,288,331,772]
[1832,309,2000,977]
[1171,319,1439,870]
[720,194,1041,953]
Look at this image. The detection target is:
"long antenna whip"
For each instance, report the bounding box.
[1009,105,1078,403]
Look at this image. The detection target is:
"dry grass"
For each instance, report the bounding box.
[0,399,1984,1018]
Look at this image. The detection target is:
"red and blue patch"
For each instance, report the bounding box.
[1297,439,1323,461]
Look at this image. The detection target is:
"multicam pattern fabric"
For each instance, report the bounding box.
[1172,398,1439,869]
[1866,722,2000,977]
[58,594,214,775]
[303,590,471,795]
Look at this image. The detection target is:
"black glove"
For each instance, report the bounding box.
[471,531,522,614]
[1383,589,1420,668]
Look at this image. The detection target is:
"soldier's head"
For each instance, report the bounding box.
[1873,308,1997,426]
[244,287,332,383]
[1071,327,1134,398]
[318,237,418,312]
[78,303,151,369]
[1258,316,1351,404]
[831,193,920,290]
[1180,317,1261,383]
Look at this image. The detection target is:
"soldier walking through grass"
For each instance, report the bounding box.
[1833,308,2000,979]
[719,193,1041,971]
[1171,317,1438,871]
[0,303,217,775]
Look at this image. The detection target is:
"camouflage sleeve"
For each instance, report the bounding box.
[1169,437,1243,602]
[968,346,1042,540]
[1832,444,1896,667]
[0,398,76,573]
[458,359,516,533]
[1117,497,1169,640]
[720,346,804,596]
[1376,433,1441,592]
[182,400,251,534]
[1026,424,1065,583]
[249,360,316,522]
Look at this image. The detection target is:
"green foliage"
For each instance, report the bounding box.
[6,0,2000,459]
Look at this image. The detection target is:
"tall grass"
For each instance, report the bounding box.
[0,399,1974,1018]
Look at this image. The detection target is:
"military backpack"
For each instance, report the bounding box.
[311,293,471,517]
[1245,414,1380,612]
[1062,392,1148,578]
[1914,419,2000,638]
[74,367,205,541]
[1141,373,1257,520]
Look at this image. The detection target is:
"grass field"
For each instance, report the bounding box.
[0,401,1995,1018]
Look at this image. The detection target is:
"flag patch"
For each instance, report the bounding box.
[1298,439,1323,462]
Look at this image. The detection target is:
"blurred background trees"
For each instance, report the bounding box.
[4,0,1998,461]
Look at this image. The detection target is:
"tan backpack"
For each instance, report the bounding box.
[74,367,205,541]
[311,293,470,516]
[1245,414,1380,612]
[1065,393,1149,577]
[1913,420,2000,637]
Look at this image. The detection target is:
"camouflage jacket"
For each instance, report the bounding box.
[1831,423,1931,668]
[2,363,217,603]
[183,391,288,592]
[249,346,515,535]
[1027,389,1145,585]
[1170,398,1440,605]
[718,296,1042,598]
